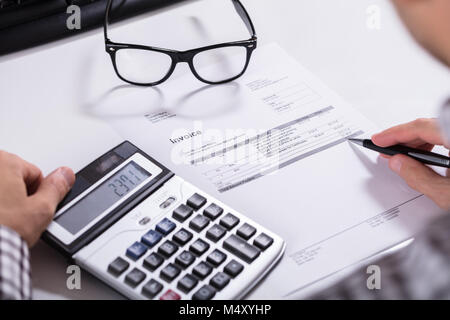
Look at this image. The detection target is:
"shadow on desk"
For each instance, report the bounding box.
[31,240,124,299]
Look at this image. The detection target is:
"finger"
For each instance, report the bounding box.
[1,151,43,195]
[389,154,450,210]
[29,167,75,216]
[20,159,44,195]
[372,118,445,148]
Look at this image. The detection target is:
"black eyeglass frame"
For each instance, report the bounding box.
[104,0,258,86]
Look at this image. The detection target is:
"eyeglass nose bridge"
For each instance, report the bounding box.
[175,51,195,64]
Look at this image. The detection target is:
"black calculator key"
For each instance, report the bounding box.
[224,260,244,278]
[108,257,129,277]
[126,241,147,260]
[142,279,163,299]
[220,213,240,230]
[223,234,261,263]
[175,250,196,269]
[125,268,146,287]
[189,239,210,256]
[207,249,227,267]
[206,224,227,242]
[158,240,178,258]
[189,214,210,232]
[141,230,162,248]
[187,193,207,210]
[156,218,176,235]
[160,263,181,282]
[143,252,164,271]
[177,274,198,293]
[203,203,223,220]
[192,285,216,300]
[210,272,230,291]
[172,204,193,222]
[192,261,213,279]
[253,233,274,250]
[173,228,193,246]
[236,223,257,240]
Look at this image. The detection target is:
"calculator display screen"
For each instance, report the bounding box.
[55,161,151,235]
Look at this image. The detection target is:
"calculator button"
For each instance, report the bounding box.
[172,228,193,246]
[177,274,198,293]
[236,223,257,240]
[203,203,223,220]
[224,260,244,278]
[219,213,240,230]
[142,279,163,299]
[189,239,210,256]
[158,240,178,258]
[155,218,176,235]
[126,241,147,260]
[160,289,181,300]
[172,204,193,222]
[206,249,227,267]
[210,272,230,291]
[223,234,261,263]
[189,214,210,232]
[141,230,162,248]
[192,285,216,300]
[108,257,129,277]
[253,233,274,251]
[187,193,207,210]
[143,252,164,271]
[206,224,227,242]
[192,261,213,279]
[160,263,181,282]
[175,250,196,269]
[125,268,146,287]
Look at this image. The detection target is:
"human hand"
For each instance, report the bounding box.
[372,118,450,210]
[0,151,75,247]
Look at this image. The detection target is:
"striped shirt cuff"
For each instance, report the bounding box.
[0,225,31,300]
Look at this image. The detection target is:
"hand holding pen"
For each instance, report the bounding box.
[350,118,450,210]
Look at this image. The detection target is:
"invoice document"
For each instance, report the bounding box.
[91,43,443,298]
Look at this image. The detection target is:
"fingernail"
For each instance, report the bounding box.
[390,157,402,173]
[59,167,75,188]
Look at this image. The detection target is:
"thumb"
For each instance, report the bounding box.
[31,167,75,214]
[389,154,450,208]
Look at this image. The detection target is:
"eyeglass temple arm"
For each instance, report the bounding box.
[104,0,113,41]
[231,0,256,38]
[104,0,256,41]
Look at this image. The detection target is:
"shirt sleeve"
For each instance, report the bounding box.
[0,225,31,300]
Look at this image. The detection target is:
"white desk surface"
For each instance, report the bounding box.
[0,0,449,299]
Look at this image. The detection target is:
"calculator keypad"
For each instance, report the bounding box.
[106,192,278,300]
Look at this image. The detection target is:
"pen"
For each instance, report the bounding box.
[348,138,450,168]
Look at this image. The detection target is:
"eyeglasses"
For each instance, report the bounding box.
[103,0,257,86]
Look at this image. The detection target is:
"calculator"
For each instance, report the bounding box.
[43,141,285,300]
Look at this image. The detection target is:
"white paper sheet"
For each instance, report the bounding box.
[94,43,443,298]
